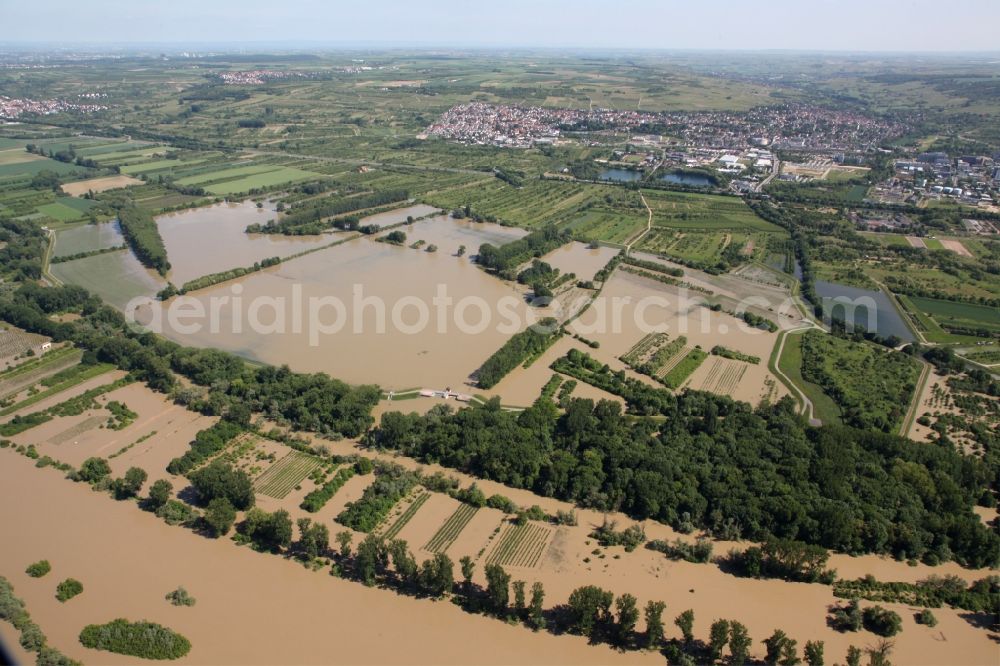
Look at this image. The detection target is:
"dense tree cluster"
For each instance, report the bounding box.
[368,377,998,567]
[188,460,255,510]
[247,189,408,235]
[477,226,570,277]
[337,464,419,532]
[79,619,191,660]
[476,319,560,389]
[0,285,381,438]
[116,204,171,275]
[0,218,47,281]
[166,420,244,475]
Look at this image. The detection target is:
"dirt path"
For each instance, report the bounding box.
[624,192,653,255]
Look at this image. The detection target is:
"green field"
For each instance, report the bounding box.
[205,167,321,195]
[906,295,1000,337]
[799,330,921,433]
[776,330,843,425]
[253,450,322,499]
[644,190,783,232]
[37,199,95,222]
[485,522,551,568]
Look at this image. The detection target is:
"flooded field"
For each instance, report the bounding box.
[0,453,653,666]
[144,217,531,391]
[538,241,619,282]
[53,221,125,257]
[567,269,788,405]
[50,250,164,310]
[156,200,333,286]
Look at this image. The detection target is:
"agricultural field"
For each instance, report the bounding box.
[253,450,323,499]
[485,521,552,568]
[423,503,480,554]
[381,491,431,540]
[695,357,750,397]
[904,295,1000,338]
[0,346,82,399]
[0,325,50,368]
[643,190,783,232]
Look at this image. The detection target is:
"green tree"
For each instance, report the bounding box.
[460,555,475,590]
[111,467,148,499]
[729,621,752,666]
[418,552,453,597]
[513,580,527,618]
[295,518,330,560]
[764,629,799,666]
[189,461,254,510]
[615,593,639,646]
[846,646,862,666]
[355,534,387,586]
[865,640,894,666]
[709,619,731,661]
[567,585,614,638]
[675,609,695,644]
[528,582,546,630]
[146,479,173,510]
[336,530,353,558]
[241,508,292,552]
[389,539,418,585]
[644,600,666,650]
[804,640,824,666]
[79,457,111,483]
[485,563,511,615]
[204,497,236,537]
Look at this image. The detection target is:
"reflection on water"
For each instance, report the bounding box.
[51,249,164,311]
[53,221,125,257]
[157,201,333,285]
[814,280,915,342]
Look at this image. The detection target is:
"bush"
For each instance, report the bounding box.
[165,587,196,607]
[862,605,903,637]
[55,578,83,602]
[915,608,937,627]
[25,560,51,578]
[79,619,191,660]
[591,521,646,552]
[647,538,713,563]
[156,499,197,527]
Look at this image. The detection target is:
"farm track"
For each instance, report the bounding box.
[254,451,322,499]
[424,503,479,554]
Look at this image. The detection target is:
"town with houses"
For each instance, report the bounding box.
[425,101,1000,215]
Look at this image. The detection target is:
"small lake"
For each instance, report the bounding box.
[814,280,915,342]
[598,168,643,183]
[659,172,714,187]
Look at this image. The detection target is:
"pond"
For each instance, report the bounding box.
[813,280,915,342]
[598,168,643,182]
[659,171,714,187]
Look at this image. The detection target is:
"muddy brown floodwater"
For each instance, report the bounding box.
[146,217,532,391]
[0,453,656,666]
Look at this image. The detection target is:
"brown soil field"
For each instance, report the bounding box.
[906,236,927,248]
[940,238,973,257]
[0,453,654,666]
[60,175,143,196]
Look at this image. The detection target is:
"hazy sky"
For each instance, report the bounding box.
[3,0,999,52]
